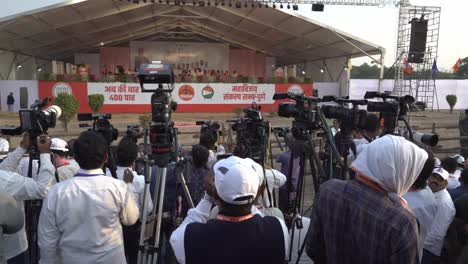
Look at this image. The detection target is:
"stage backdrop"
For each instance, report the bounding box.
[130,41,229,73]
[38,81,313,113]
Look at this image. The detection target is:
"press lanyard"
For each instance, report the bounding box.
[216,213,254,223]
[356,175,387,194]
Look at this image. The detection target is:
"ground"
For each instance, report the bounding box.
[0,109,464,210]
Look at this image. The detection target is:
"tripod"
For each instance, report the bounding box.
[137,126,193,264]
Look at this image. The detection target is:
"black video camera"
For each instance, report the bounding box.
[77,113,119,144]
[227,103,269,164]
[321,96,368,131]
[196,121,222,138]
[139,62,178,167]
[125,125,142,143]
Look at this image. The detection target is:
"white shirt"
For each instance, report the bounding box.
[106,166,153,218]
[261,169,287,208]
[208,150,217,167]
[423,189,456,256]
[331,127,340,136]
[57,163,78,181]
[16,156,39,180]
[348,138,369,164]
[447,170,461,189]
[170,194,290,264]
[0,137,9,155]
[0,147,55,260]
[38,168,140,264]
[404,187,437,261]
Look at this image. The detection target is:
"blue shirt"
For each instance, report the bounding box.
[448,185,468,201]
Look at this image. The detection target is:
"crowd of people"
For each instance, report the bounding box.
[1,113,468,264]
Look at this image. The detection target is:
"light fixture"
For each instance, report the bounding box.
[175,0,180,4]
[287,4,290,9]
[320,69,324,74]
[272,4,276,8]
[244,1,247,7]
[302,70,305,75]
[280,4,283,8]
[38,68,42,72]
[159,0,162,3]
[228,1,232,7]
[100,42,104,46]
[199,0,205,6]
[344,67,348,71]
[215,0,219,5]
[292,4,298,10]
[207,0,210,5]
[17,65,22,69]
[312,3,324,12]
[236,1,241,8]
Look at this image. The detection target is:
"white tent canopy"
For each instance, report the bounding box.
[0,0,383,65]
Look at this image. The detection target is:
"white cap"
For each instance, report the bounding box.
[213,156,260,205]
[243,157,264,187]
[433,167,449,180]
[50,138,68,152]
[451,154,465,166]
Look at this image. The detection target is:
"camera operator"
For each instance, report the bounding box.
[50,138,78,181]
[170,156,289,264]
[199,131,219,167]
[306,135,428,264]
[187,144,210,205]
[38,131,139,264]
[0,132,55,263]
[109,137,153,264]
[347,113,382,164]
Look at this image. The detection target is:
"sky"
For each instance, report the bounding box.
[1,0,466,70]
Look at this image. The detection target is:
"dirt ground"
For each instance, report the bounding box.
[0,109,464,211]
[0,109,463,152]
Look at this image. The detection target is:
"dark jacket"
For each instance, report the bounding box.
[7,94,14,105]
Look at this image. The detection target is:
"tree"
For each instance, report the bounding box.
[455,57,468,79]
[88,94,104,113]
[446,94,457,114]
[54,93,79,132]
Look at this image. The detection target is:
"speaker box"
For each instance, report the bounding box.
[408,18,428,64]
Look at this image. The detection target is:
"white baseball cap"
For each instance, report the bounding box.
[50,138,68,152]
[450,154,465,166]
[213,156,260,205]
[432,167,449,180]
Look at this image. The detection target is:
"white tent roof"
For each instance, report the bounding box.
[0,0,384,65]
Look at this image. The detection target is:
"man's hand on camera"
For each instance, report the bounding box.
[37,135,51,153]
[20,131,31,149]
[123,169,134,184]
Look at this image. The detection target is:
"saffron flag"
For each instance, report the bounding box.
[453,58,461,73]
[403,58,413,75]
[432,59,438,76]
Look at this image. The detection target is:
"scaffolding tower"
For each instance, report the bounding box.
[393,4,441,110]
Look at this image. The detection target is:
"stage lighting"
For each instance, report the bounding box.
[236,1,241,8]
[287,4,290,9]
[207,0,210,5]
[272,4,276,8]
[199,0,205,6]
[175,0,180,4]
[280,4,283,8]
[292,4,298,10]
[221,1,225,6]
[312,3,324,12]
[258,3,262,8]
[193,0,196,4]
[251,2,254,7]
[215,0,219,5]
[229,1,232,7]
[159,0,162,3]
[244,2,248,7]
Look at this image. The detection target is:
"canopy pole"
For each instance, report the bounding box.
[379,51,385,93]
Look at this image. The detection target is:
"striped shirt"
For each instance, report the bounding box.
[306,179,419,264]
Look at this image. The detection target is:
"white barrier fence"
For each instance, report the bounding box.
[349,79,468,110]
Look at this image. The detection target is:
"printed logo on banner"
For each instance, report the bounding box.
[202,86,214,99]
[178,85,195,101]
[52,82,73,97]
[287,85,304,96]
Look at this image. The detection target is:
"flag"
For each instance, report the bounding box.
[453,58,461,73]
[403,58,413,75]
[432,59,439,76]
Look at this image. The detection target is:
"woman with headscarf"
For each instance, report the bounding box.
[306,135,428,264]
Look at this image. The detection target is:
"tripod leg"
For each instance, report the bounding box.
[138,168,152,264]
[179,172,194,208]
[152,167,167,264]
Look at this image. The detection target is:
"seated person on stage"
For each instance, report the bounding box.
[170,156,289,264]
[38,131,139,264]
